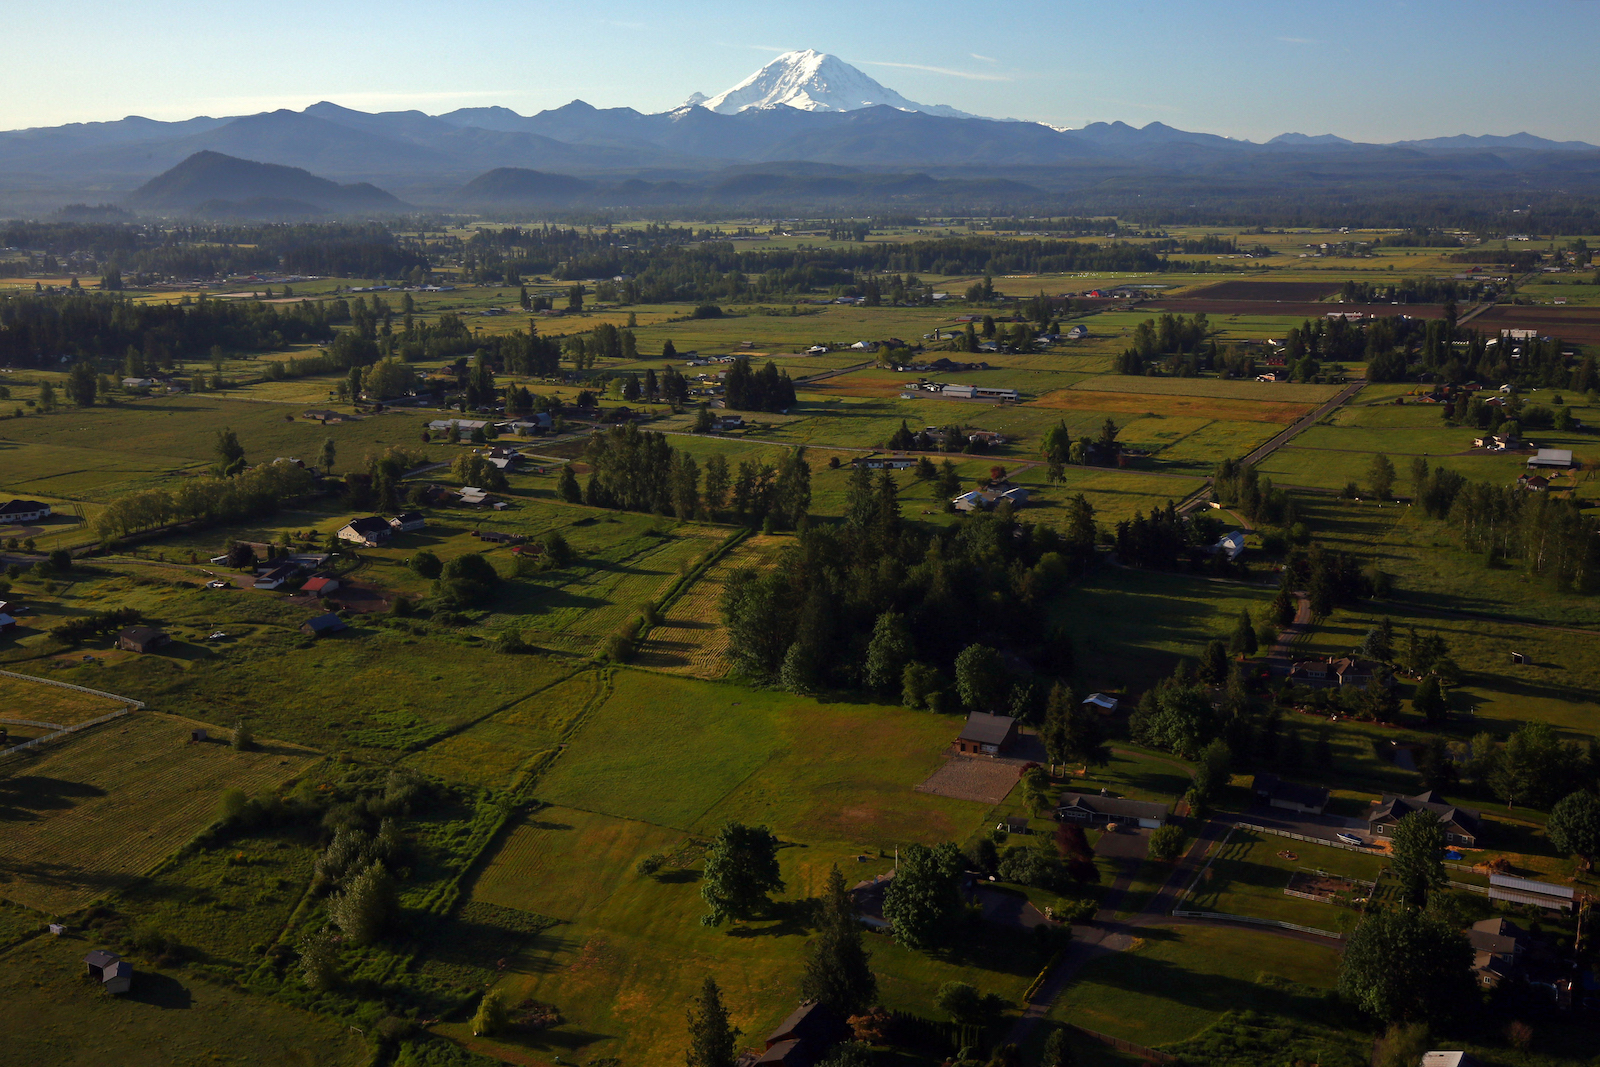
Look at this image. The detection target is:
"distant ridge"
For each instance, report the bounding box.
[125,151,405,215]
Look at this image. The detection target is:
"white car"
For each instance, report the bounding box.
[206,580,229,589]
[208,631,228,641]
[1336,832,1364,846]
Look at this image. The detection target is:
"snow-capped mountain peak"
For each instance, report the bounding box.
[687,49,982,119]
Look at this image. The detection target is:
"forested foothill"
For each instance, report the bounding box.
[1,214,1598,1067]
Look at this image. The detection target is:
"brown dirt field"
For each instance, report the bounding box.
[802,370,913,397]
[1028,388,1312,424]
[1183,280,1341,302]
[1475,306,1600,344]
[1146,298,1445,320]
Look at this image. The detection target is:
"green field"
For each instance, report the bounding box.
[1184,827,1385,928]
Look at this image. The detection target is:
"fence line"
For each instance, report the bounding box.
[1174,823,1235,906]
[1171,908,1344,940]
[1236,821,1370,855]
[0,718,70,730]
[1068,1024,1177,1064]
[1448,879,1488,896]
[0,707,130,759]
[0,668,146,709]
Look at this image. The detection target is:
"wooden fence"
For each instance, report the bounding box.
[1171,908,1343,940]
[1235,821,1368,854]
[0,667,146,708]
[1068,1024,1177,1064]
[0,707,131,759]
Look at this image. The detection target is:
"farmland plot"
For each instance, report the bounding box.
[633,534,787,677]
[0,713,319,912]
[0,673,133,727]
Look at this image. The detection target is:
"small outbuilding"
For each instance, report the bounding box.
[1082,693,1120,715]
[955,711,1019,756]
[117,625,170,654]
[84,949,133,994]
[389,512,426,533]
[301,613,349,638]
[301,576,340,595]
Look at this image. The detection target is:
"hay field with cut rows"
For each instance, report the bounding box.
[633,534,788,677]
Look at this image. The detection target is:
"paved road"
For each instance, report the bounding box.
[1237,377,1365,469]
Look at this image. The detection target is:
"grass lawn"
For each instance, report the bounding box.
[1184,827,1383,928]
[1053,569,1279,692]
[1047,923,1352,1050]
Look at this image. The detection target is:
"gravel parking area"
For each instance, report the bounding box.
[915,755,1023,804]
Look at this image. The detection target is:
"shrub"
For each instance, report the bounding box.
[1148,825,1186,861]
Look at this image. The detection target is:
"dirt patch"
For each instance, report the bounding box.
[914,754,1023,805]
[1475,306,1600,344]
[1183,280,1341,302]
[1028,388,1311,424]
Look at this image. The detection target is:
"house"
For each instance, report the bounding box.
[301,613,348,637]
[427,418,493,434]
[1082,693,1120,715]
[851,453,919,471]
[953,486,1030,512]
[1289,657,1378,688]
[506,413,552,434]
[1056,793,1169,829]
[714,414,745,431]
[0,499,51,524]
[1369,790,1481,846]
[116,626,170,654]
[301,409,347,423]
[967,430,1007,446]
[389,512,426,533]
[475,529,524,545]
[955,711,1019,756]
[1473,433,1522,451]
[848,872,894,929]
[754,1001,850,1067]
[1466,917,1524,987]
[338,516,392,548]
[1066,324,1089,340]
[459,486,492,506]
[301,576,340,595]
[84,949,133,994]
[121,376,159,389]
[0,613,17,635]
[1251,773,1330,815]
[1517,474,1550,491]
[252,561,299,590]
[1421,1053,1482,1067]
[1212,530,1246,561]
[1527,448,1576,469]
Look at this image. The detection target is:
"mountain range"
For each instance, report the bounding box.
[1,49,1597,218]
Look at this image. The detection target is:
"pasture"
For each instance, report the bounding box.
[0,713,320,912]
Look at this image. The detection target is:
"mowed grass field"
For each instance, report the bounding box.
[457,668,1036,1065]
[1185,828,1385,928]
[0,713,320,912]
[1047,923,1351,1053]
[1071,375,1342,403]
[634,533,788,677]
[0,674,133,726]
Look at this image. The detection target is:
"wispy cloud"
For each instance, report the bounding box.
[971,53,997,63]
[862,61,1011,82]
[1277,36,1315,44]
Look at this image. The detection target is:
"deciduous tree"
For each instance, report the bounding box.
[700,822,784,926]
[1337,907,1474,1023]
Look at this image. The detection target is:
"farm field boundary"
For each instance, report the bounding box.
[1068,1024,1178,1065]
[0,707,129,760]
[0,667,147,708]
[1070,375,1342,403]
[1171,909,1343,939]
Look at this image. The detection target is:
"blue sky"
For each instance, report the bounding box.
[9,0,1600,142]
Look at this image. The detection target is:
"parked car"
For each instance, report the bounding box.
[1336,832,1364,846]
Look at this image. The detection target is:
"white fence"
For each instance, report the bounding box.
[0,718,71,731]
[0,707,130,759]
[0,667,146,708]
[1236,821,1371,854]
[1172,908,1344,940]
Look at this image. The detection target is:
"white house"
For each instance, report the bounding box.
[337,516,392,547]
[121,377,159,389]
[1213,531,1246,561]
[0,500,51,524]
